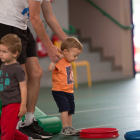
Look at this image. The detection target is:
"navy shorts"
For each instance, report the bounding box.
[52,91,75,114]
[0,23,37,65]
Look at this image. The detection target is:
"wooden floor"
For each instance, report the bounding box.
[36,74,140,140]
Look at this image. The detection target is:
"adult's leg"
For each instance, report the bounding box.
[25,57,43,113]
[19,28,52,138]
[21,64,28,80]
[20,58,53,139]
[19,59,48,140]
[21,62,39,126]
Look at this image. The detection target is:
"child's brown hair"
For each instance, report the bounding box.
[61,37,83,51]
[0,34,22,58]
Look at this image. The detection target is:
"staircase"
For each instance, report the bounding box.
[38,31,124,87]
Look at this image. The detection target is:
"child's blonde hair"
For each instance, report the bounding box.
[0,34,22,58]
[61,37,83,51]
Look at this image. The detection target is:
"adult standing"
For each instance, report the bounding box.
[0,0,67,139]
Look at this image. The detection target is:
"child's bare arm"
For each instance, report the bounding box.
[19,81,27,106]
[18,81,27,119]
[48,62,56,72]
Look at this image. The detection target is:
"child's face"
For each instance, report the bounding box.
[0,44,17,64]
[63,48,82,63]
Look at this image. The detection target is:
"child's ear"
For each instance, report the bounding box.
[63,49,68,54]
[13,51,19,58]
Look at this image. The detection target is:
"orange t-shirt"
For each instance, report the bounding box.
[52,58,74,93]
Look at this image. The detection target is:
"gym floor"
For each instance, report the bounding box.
[36,74,140,140]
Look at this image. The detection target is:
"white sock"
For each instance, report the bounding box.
[24,112,34,126]
[16,119,22,129]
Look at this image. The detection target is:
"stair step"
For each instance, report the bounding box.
[77,71,124,84]
[67,33,90,53]
[76,61,112,72]
[67,34,79,39]
[38,52,102,71]
[40,70,124,87]
[77,52,100,63]
[38,32,123,87]
[81,42,90,52]
[38,57,51,71]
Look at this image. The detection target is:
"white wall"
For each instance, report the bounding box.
[27,0,69,39]
[69,0,133,76]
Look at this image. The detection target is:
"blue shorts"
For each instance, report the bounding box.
[52,91,75,114]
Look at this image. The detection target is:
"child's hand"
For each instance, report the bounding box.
[48,62,56,71]
[18,105,27,119]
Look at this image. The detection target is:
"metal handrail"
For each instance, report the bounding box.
[86,0,133,30]
[63,0,133,34]
[63,24,76,34]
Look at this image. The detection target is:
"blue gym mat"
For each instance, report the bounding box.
[124,130,140,140]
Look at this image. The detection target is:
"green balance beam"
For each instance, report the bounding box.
[0,100,62,134]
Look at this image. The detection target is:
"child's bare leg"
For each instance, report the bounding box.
[61,111,69,128]
[68,114,72,127]
[68,114,79,135]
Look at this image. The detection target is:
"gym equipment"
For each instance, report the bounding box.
[79,128,119,139]
[0,100,62,134]
[124,130,140,140]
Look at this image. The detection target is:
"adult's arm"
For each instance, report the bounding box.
[41,1,67,41]
[29,0,63,63]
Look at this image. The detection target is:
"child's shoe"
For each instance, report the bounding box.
[69,126,80,136]
[61,126,74,135]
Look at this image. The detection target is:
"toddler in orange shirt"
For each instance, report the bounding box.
[49,37,83,135]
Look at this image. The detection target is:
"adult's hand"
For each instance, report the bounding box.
[47,44,63,63]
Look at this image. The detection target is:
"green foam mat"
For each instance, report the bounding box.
[0,100,62,134]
